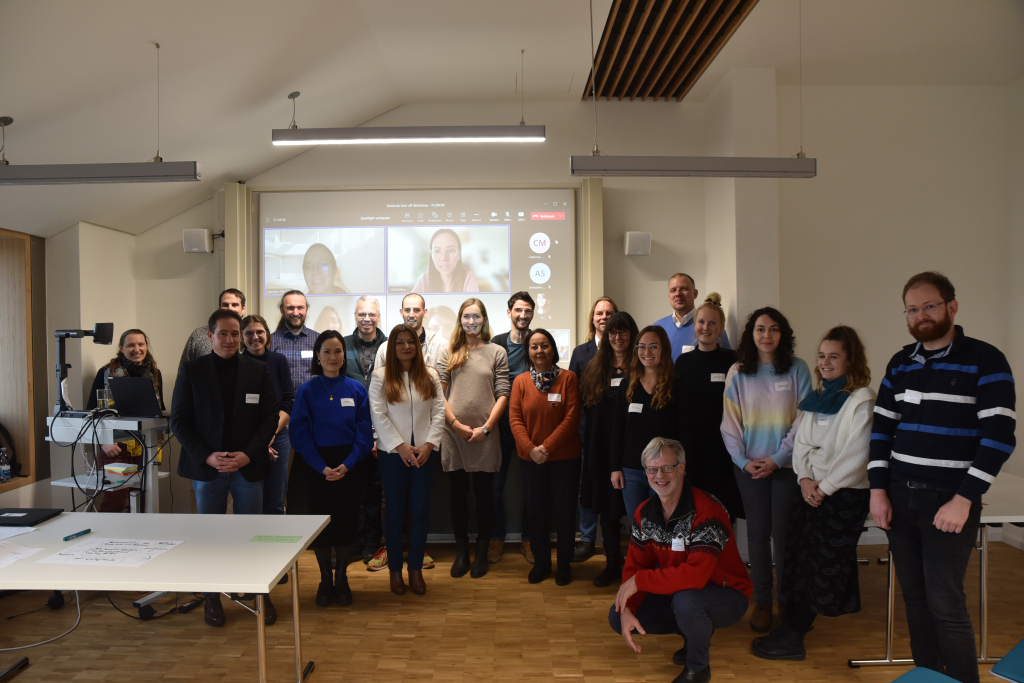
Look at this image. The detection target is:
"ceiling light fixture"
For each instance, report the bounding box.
[569,0,815,179]
[0,43,201,185]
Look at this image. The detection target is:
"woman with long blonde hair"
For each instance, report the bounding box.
[437,298,510,579]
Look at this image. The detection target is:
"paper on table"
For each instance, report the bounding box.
[0,527,35,541]
[0,541,44,569]
[249,535,302,543]
[38,538,183,568]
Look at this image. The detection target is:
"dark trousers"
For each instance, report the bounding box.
[521,457,581,570]
[378,451,434,572]
[885,482,983,683]
[356,455,384,551]
[733,465,798,603]
[449,469,494,542]
[608,585,749,673]
[493,417,530,541]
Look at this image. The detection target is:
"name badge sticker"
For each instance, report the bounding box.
[245,393,259,404]
[300,350,314,359]
[547,393,562,403]
[610,378,623,387]
[628,403,643,414]
[671,538,687,552]
[817,416,830,426]
[774,380,792,392]
[710,373,726,383]
[340,398,355,407]
[904,390,922,405]
[681,345,695,354]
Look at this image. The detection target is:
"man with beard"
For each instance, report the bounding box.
[375,293,449,370]
[178,289,246,376]
[271,290,319,516]
[868,271,1015,683]
[489,291,536,563]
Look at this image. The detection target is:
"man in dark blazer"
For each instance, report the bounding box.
[568,296,618,563]
[171,308,279,628]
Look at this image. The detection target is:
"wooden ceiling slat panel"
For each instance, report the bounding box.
[674,0,761,101]
[640,0,707,101]
[584,0,758,103]
[583,0,624,101]
[619,0,674,99]
[651,0,726,101]
[606,0,657,100]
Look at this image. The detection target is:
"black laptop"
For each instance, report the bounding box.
[0,508,63,526]
[107,377,166,418]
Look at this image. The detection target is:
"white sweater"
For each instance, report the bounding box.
[792,386,876,496]
[368,366,446,454]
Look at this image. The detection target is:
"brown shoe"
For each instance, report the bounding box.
[750,599,772,633]
[389,570,406,596]
[408,569,426,595]
[487,539,503,564]
[204,594,225,627]
[520,540,535,565]
[262,594,277,626]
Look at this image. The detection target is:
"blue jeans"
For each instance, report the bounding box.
[621,467,654,522]
[193,472,264,515]
[263,430,290,515]
[493,416,529,542]
[609,584,749,673]
[579,503,598,544]
[378,450,435,572]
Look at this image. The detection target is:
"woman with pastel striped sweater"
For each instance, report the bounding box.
[721,307,812,634]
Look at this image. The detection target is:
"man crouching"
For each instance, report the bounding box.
[609,437,752,683]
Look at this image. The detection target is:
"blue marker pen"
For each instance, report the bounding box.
[63,529,92,542]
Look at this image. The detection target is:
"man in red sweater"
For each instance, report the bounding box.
[609,438,752,683]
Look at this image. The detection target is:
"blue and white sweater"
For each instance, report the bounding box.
[867,326,1016,502]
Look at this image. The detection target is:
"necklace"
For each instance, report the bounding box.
[316,376,337,401]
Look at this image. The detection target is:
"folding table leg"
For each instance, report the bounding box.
[256,594,268,683]
[848,549,913,667]
[292,561,314,681]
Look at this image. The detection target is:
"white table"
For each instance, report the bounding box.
[848,472,1024,668]
[0,512,329,683]
[46,416,169,513]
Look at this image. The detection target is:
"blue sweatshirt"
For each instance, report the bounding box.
[290,374,374,473]
[654,311,731,362]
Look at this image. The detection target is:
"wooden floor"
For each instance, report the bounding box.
[2,543,1023,682]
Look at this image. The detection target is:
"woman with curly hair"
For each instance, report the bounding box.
[721,307,811,633]
[609,325,684,522]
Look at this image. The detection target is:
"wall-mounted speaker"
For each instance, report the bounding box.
[624,231,651,256]
[183,229,213,254]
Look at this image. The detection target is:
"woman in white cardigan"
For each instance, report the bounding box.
[369,325,446,596]
[752,326,876,661]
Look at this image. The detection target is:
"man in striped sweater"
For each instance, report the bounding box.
[868,271,1016,683]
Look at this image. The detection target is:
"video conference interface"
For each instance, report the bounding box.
[259,189,577,364]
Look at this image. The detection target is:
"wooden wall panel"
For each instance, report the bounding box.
[0,232,33,491]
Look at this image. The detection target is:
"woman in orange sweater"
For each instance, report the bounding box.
[510,329,582,586]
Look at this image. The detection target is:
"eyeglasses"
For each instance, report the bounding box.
[644,464,681,476]
[430,247,459,258]
[243,330,267,338]
[904,301,947,318]
[636,344,660,352]
[607,330,629,339]
[302,262,333,274]
[356,312,378,320]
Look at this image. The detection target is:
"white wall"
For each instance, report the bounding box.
[1004,76,1024,478]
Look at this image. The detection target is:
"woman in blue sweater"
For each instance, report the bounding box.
[290,330,374,608]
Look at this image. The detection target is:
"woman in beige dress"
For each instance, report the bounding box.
[437,298,510,579]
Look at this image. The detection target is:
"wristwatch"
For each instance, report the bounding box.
[481,426,490,436]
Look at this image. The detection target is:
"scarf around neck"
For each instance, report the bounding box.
[798,375,850,415]
[530,366,560,393]
[105,355,162,406]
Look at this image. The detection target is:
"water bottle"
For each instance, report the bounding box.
[0,448,10,483]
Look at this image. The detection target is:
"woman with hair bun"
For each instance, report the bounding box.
[673,293,744,520]
[721,307,812,633]
[752,326,875,660]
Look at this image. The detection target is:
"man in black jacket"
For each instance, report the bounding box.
[171,308,279,628]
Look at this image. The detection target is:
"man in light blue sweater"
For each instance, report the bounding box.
[654,273,730,362]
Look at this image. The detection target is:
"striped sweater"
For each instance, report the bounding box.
[867,326,1016,502]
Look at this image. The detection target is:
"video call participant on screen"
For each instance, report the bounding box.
[313,306,342,333]
[303,242,349,295]
[413,228,480,293]
[344,296,388,565]
[654,273,731,362]
[177,288,246,378]
[171,308,279,629]
[374,293,450,372]
[568,296,618,564]
[271,291,319,515]
[489,291,536,565]
[424,305,457,345]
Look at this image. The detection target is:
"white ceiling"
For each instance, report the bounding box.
[0,0,1020,238]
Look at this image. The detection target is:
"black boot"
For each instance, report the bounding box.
[751,625,806,661]
[593,551,623,588]
[451,539,471,578]
[313,548,334,607]
[470,538,489,578]
[334,545,354,606]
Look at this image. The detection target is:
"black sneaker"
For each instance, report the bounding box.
[572,541,596,563]
[528,564,552,584]
[751,626,806,661]
[672,665,711,683]
[672,644,688,666]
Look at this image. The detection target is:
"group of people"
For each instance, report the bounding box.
[87,269,1014,683]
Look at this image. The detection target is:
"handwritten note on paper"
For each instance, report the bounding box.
[38,538,183,568]
[0,541,44,569]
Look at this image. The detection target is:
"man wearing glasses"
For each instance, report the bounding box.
[344,295,388,563]
[609,437,751,683]
[868,272,1015,683]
